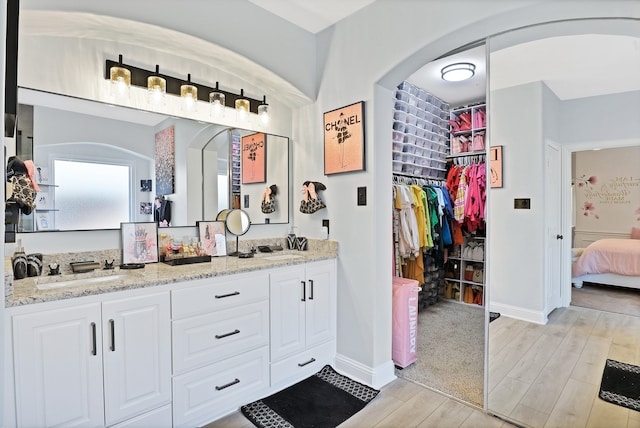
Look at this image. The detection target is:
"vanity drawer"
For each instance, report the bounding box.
[172,346,269,428]
[172,272,269,319]
[172,300,269,374]
[270,340,335,389]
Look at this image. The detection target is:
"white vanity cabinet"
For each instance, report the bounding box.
[171,271,270,427]
[11,292,171,428]
[269,260,337,388]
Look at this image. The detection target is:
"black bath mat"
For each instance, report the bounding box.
[241,365,379,428]
[599,359,640,411]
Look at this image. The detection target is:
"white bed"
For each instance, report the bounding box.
[571,238,640,290]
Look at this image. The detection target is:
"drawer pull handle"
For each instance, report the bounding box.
[215,291,240,299]
[301,281,306,302]
[215,329,240,339]
[215,378,240,391]
[298,358,316,367]
[90,322,97,356]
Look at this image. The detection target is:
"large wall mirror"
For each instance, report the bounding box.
[487,19,640,427]
[15,88,289,232]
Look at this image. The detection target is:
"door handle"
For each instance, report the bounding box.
[556,234,563,240]
[90,322,97,356]
[301,281,306,301]
[109,319,115,351]
[309,279,314,300]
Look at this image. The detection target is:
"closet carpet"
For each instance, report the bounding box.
[571,283,640,317]
[394,299,484,407]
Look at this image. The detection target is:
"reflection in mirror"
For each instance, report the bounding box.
[487,21,640,427]
[14,88,290,232]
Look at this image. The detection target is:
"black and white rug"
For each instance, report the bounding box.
[241,365,379,428]
[599,359,640,411]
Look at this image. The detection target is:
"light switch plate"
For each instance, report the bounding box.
[357,187,366,206]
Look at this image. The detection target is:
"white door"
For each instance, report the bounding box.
[270,267,306,360]
[13,304,104,428]
[545,141,563,314]
[305,261,336,347]
[102,293,171,426]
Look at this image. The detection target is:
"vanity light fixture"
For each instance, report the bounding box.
[235,89,250,122]
[209,82,226,118]
[105,57,266,117]
[109,54,131,97]
[258,96,269,125]
[441,62,476,82]
[180,74,198,111]
[147,65,167,105]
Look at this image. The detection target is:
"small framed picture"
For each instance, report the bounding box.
[120,222,159,264]
[35,165,49,184]
[35,212,52,231]
[140,179,152,192]
[140,202,152,215]
[241,132,267,184]
[197,221,227,256]
[35,191,53,209]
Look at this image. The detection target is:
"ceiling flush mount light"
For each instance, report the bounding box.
[147,65,167,105]
[235,89,250,122]
[180,74,198,111]
[441,62,476,82]
[109,54,131,97]
[209,82,225,117]
[258,96,269,125]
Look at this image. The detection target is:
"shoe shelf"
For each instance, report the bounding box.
[443,234,485,306]
[393,81,450,180]
[447,104,486,158]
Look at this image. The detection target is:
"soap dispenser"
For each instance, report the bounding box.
[12,239,28,279]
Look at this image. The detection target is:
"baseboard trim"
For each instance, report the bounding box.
[489,302,547,325]
[334,354,397,389]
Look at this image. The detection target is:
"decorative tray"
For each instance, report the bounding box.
[162,255,212,266]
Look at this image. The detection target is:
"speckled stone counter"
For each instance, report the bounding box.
[5,239,337,308]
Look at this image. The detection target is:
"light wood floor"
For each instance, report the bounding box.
[489,305,640,428]
[206,378,513,428]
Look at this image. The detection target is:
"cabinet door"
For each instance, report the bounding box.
[304,261,336,347]
[13,303,104,428]
[102,292,171,426]
[270,266,306,360]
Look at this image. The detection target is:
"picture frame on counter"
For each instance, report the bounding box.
[197,221,227,257]
[120,222,159,264]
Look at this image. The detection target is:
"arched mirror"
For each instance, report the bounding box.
[217,208,251,256]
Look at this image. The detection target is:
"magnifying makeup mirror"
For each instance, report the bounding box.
[216,209,251,256]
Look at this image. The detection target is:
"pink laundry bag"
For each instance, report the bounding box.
[392,277,420,368]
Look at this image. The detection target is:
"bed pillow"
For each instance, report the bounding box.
[632,227,640,239]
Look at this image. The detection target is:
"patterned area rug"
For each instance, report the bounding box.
[241,365,379,428]
[599,359,640,411]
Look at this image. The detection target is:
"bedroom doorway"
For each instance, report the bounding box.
[565,143,640,316]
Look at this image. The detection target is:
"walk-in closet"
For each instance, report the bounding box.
[391,46,487,406]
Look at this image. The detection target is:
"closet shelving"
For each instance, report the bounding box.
[447,103,486,158]
[392,81,449,180]
[444,234,485,306]
[231,131,241,207]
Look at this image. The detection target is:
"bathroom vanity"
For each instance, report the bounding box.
[3,243,337,427]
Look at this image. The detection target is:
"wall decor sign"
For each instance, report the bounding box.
[120,222,158,264]
[242,132,266,184]
[155,125,175,195]
[490,145,503,188]
[324,101,365,175]
[197,220,227,256]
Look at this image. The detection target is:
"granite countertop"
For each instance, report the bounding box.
[6,239,337,308]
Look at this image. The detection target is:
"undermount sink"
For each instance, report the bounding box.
[35,274,129,291]
[262,254,304,261]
